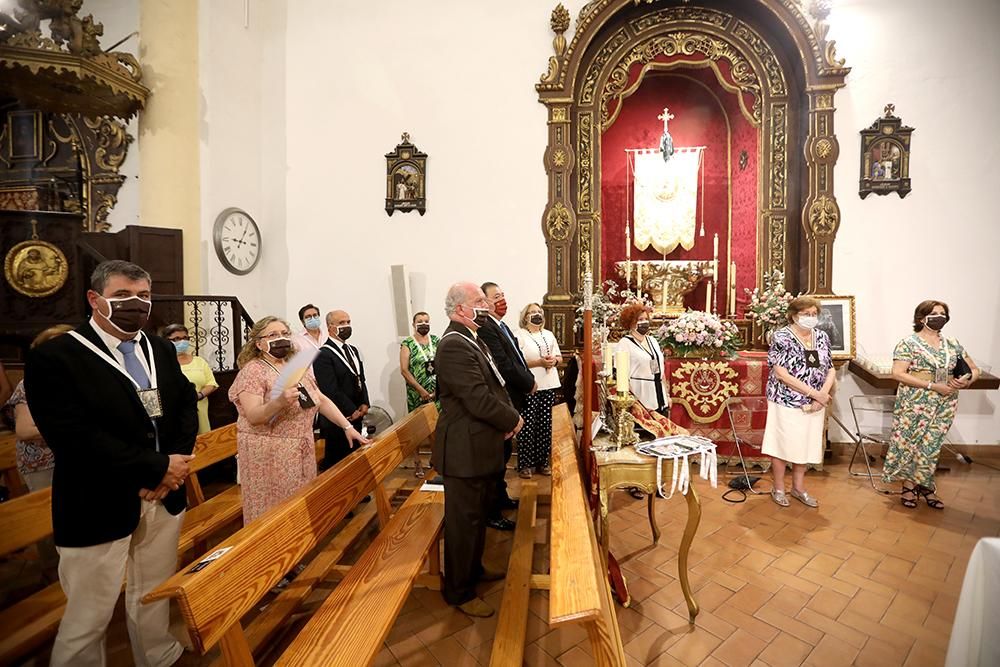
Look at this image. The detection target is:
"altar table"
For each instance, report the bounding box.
[593,442,703,621]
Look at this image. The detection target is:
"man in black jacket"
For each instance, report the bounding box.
[25,260,198,667]
[313,309,370,470]
[432,282,522,617]
[478,281,536,530]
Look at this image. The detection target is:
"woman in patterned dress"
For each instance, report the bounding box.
[883,300,979,509]
[762,296,835,508]
[515,303,562,478]
[230,316,368,523]
[399,311,440,476]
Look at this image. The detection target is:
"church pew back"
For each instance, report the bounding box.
[0,431,29,498]
[549,405,627,666]
[143,403,437,656]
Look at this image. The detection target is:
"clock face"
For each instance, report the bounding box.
[213,208,261,275]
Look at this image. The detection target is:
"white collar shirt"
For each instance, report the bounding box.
[88,317,151,377]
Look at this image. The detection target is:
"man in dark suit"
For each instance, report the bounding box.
[432,282,523,617]
[313,309,370,470]
[477,281,536,530]
[24,260,198,667]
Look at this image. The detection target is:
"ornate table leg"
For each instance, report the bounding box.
[646,492,661,545]
[677,482,702,623]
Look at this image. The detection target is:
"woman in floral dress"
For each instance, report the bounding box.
[230,316,368,523]
[883,300,979,509]
[762,297,835,508]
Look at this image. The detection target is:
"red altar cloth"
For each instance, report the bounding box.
[665,352,769,456]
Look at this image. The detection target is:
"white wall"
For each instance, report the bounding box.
[198,0,288,317]
[827,0,1000,444]
[282,0,552,419]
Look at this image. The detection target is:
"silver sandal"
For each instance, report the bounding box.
[790,488,819,508]
[771,490,790,507]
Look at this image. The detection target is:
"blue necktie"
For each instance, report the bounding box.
[499,321,528,369]
[118,340,151,389]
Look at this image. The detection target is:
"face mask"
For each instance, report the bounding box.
[636,321,650,335]
[172,339,191,354]
[266,337,293,359]
[529,314,544,326]
[304,316,321,331]
[494,298,508,318]
[797,315,819,329]
[99,296,151,335]
[467,306,490,328]
[925,315,948,331]
[416,324,431,336]
[337,325,353,341]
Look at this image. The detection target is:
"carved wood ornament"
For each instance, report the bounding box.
[536,0,850,348]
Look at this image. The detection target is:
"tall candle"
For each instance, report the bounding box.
[712,233,719,283]
[636,262,643,292]
[603,344,613,374]
[730,261,737,315]
[615,350,630,393]
[705,281,713,314]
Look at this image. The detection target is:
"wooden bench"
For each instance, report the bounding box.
[0,486,64,664]
[489,404,626,666]
[143,403,438,666]
[0,430,29,498]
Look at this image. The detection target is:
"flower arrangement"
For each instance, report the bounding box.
[656,310,741,359]
[744,270,793,339]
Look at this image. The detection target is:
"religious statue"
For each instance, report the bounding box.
[658,107,675,163]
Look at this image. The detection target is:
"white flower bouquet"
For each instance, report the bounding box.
[744,270,793,337]
[657,310,741,358]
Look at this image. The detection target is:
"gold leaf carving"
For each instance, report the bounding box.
[770,104,787,208]
[546,202,572,241]
[808,195,839,235]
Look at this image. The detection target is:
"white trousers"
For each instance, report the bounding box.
[51,500,184,667]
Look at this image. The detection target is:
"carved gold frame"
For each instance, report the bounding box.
[536,1,849,347]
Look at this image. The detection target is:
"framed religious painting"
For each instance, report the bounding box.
[815,295,856,360]
[385,133,427,216]
[859,104,913,199]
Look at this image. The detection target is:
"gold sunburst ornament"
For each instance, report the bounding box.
[4,220,69,298]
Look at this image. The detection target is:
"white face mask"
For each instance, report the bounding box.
[797,315,819,329]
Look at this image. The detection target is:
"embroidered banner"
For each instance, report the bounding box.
[633,149,701,255]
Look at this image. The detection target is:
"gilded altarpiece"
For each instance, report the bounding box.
[536,0,849,348]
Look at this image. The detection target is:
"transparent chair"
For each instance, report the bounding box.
[840,395,897,494]
[723,396,773,496]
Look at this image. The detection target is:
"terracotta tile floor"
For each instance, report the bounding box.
[9,453,999,666]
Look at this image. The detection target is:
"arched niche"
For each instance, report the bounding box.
[536,0,849,347]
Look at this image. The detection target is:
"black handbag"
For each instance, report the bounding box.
[953,353,972,379]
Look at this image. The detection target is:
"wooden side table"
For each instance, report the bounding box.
[593,443,702,621]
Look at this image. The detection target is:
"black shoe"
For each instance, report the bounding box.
[499,497,519,510]
[360,495,371,503]
[487,517,516,531]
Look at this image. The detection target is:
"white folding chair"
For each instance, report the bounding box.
[723,396,773,496]
[839,394,897,494]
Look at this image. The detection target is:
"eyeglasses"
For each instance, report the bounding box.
[258,331,292,340]
[168,335,190,341]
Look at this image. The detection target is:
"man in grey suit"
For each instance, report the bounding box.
[431,282,523,617]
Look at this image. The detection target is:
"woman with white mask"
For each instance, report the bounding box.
[761,296,835,508]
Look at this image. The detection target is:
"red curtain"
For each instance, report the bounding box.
[599,65,758,316]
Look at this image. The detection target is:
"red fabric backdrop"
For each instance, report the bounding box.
[600,66,758,316]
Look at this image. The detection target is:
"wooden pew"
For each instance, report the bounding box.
[547,404,626,665]
[143,403,438,665]
[274,483,445,667]
[0,486,63,665]
[0,430,29,498]
[179,424,243,557]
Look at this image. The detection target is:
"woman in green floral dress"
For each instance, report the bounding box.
[399,312,440,476]
[883,300,980,509]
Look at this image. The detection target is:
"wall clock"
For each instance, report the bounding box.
[213,207,261,275]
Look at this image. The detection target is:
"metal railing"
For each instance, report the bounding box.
[151,295,254,373]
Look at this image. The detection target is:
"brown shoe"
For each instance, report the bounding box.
[519,468,533,479]
[458,597,495,617]
[538,466,552,476]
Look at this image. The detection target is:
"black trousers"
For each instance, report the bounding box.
[442,474,493,605]
[489,438,514,518]
[320,417,363,471]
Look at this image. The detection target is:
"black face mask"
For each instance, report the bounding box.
[529,314,544,326]
[267,338,293,359]
[636,321,651,335]
[471,307,490,328]
[337,325,353,341]
[924,315,948,331]
[416,324,431,336]
[100,296,152,335]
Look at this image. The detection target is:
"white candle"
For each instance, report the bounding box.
[637,262,643,292]
[712,233,719,283]
[616,350,630,393]
[705,281,713,314]
[730,261,737,314]
[603,344,613,374]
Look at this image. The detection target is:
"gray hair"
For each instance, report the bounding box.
[91,260,151,293]
[445,283,473,317]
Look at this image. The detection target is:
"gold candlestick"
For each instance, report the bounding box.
[608,392,639,449]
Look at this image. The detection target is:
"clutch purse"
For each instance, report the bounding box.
[953,354,972,379]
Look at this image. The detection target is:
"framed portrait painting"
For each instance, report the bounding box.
[815,295,856,360]
[385,132,427,216]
